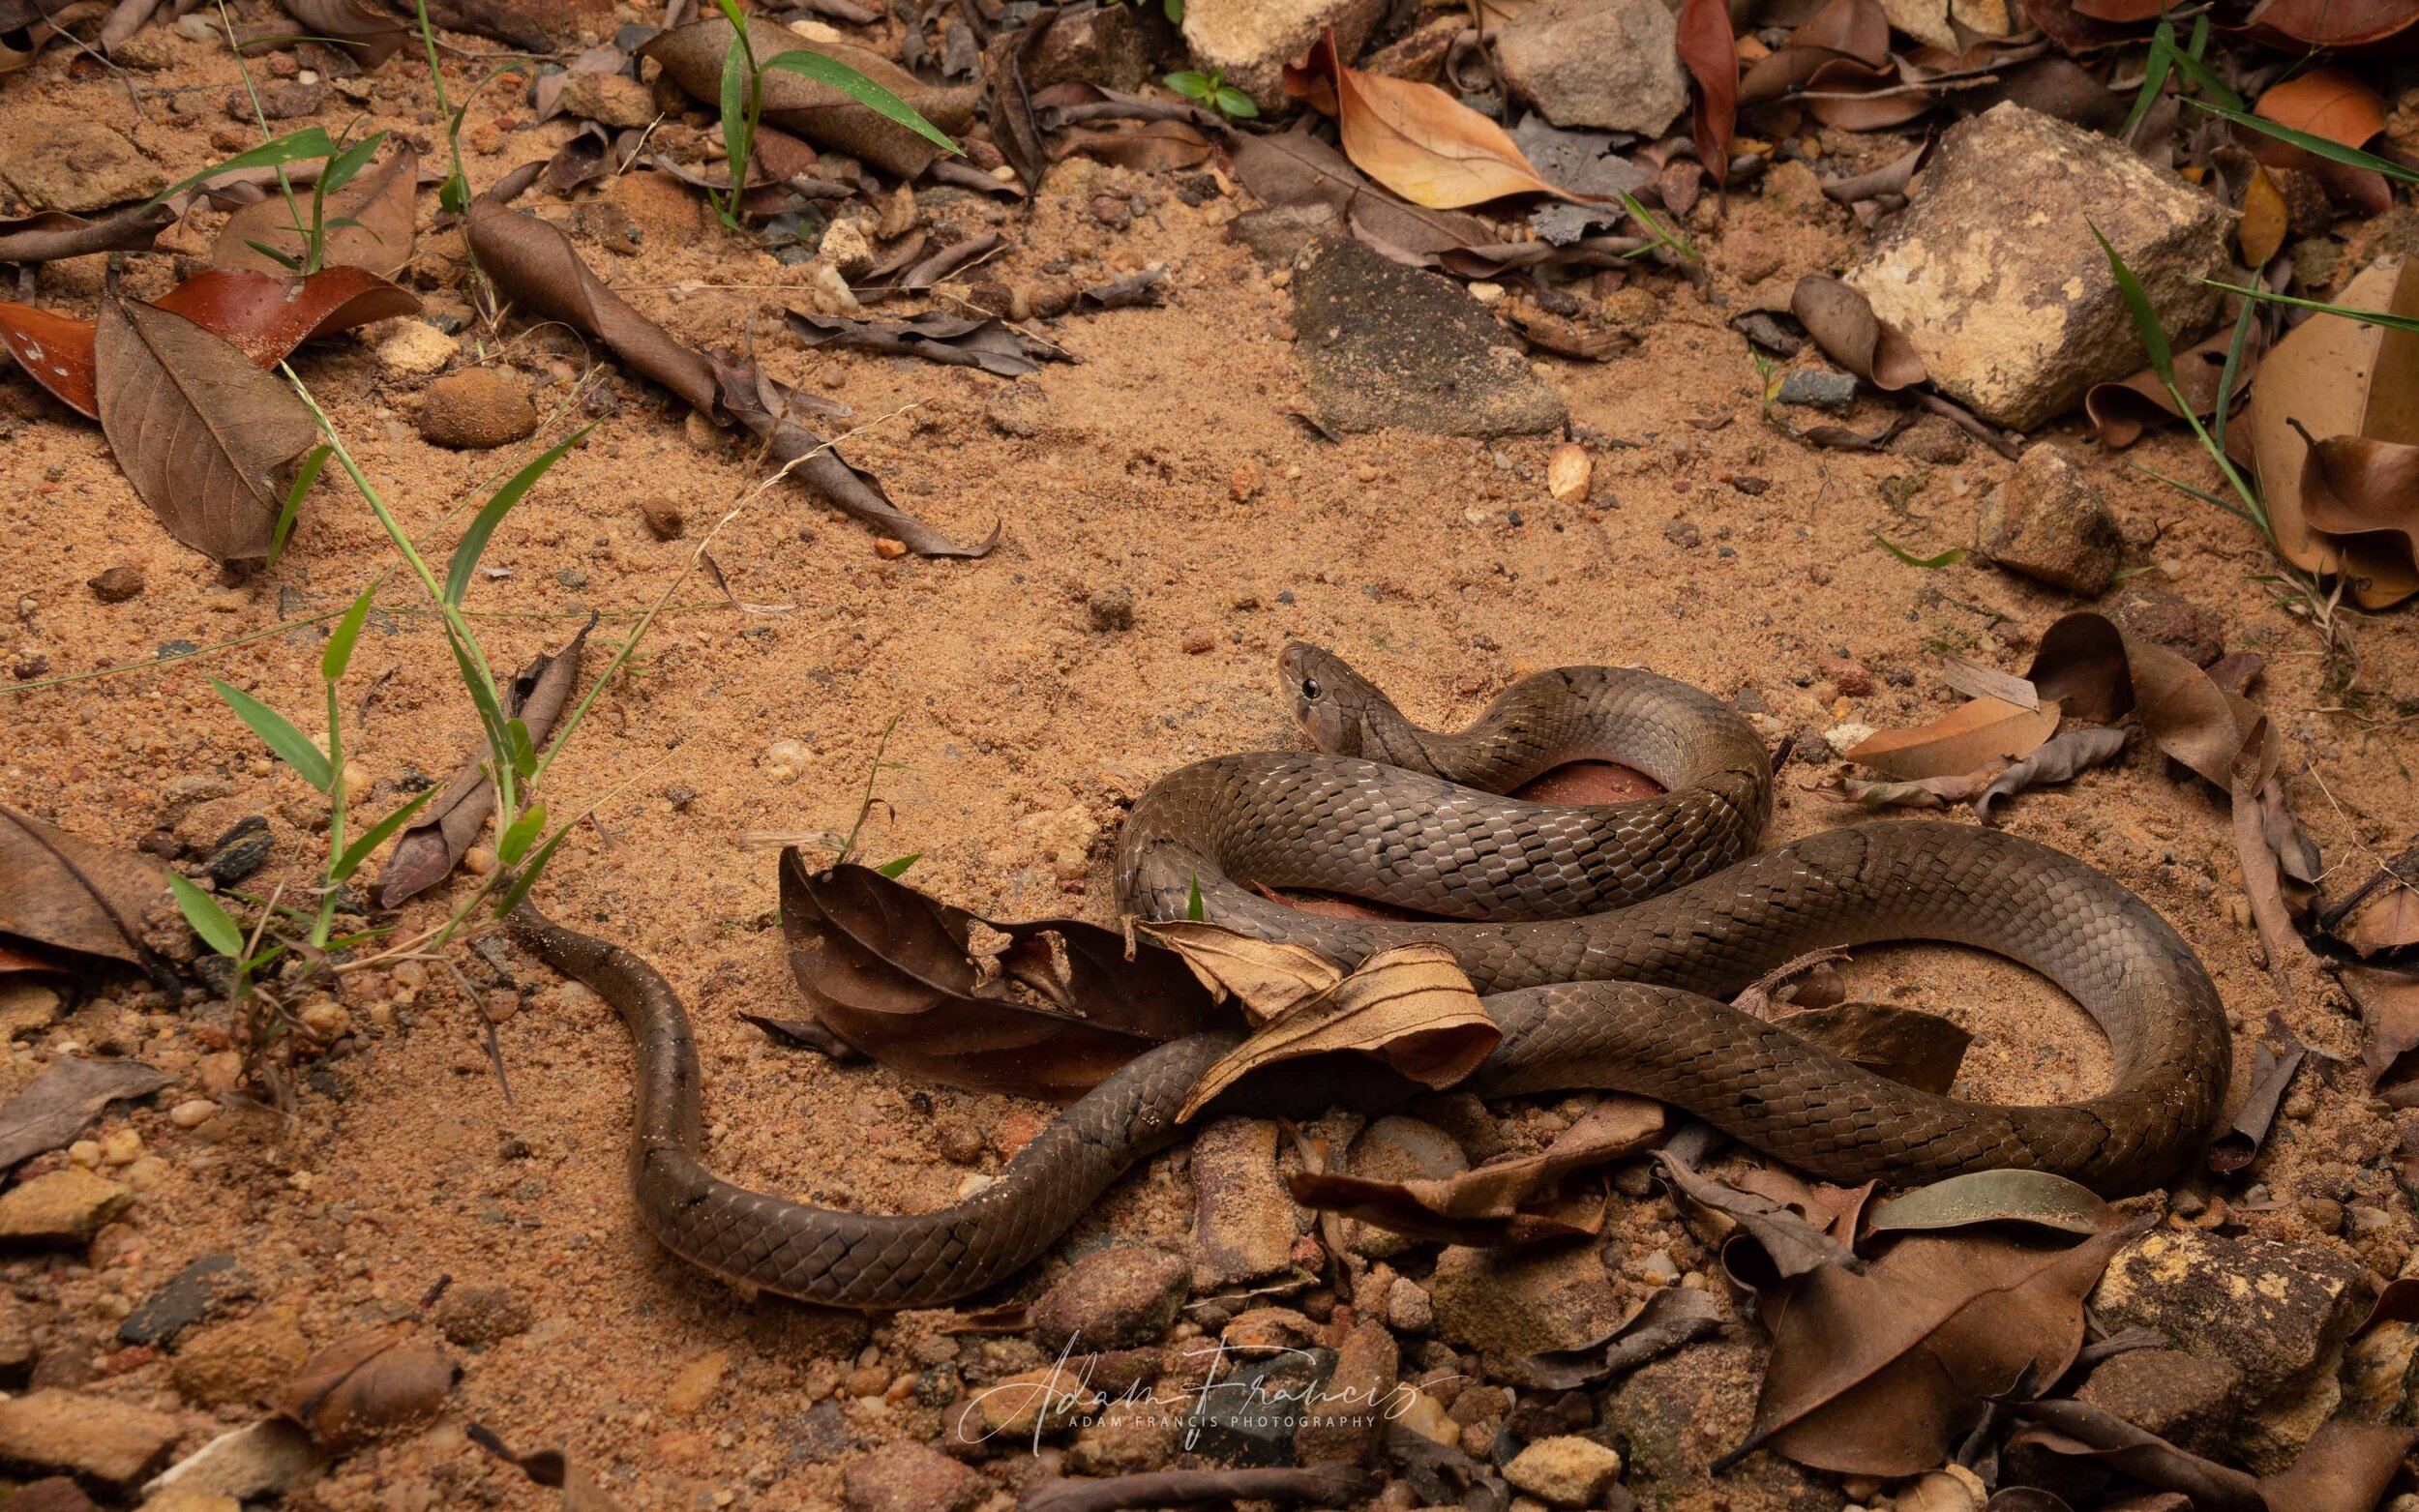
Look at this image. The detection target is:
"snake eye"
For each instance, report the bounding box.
[1301,678,1321,700]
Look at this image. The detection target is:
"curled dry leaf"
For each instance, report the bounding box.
[1973,726,2128,824]
[1139,920,1341,1021]
[1791,277,1926,391]
[2085,314,2265,449]
[1657,1150,1861,1280]
[0,1056,170,1170]
[1053,120,1214,174]
[1777,999,1972,1094]
[1866,1170,2119,1236]
[788,310,1066,378]
[1939,656,2039,708]
[1724,1218,2146,1476]
[779,851,1226,1100]
[2026,611,2275,791]
[1677,0,1739,188]
[272,1323,458,1450]
[469,1423,633,1512]
[2322,844,2419,960]
[278,0,412,68]
[94,297,322,562]
[0,805,173,970]
[214,147,419,279]
[2209,1010,2307,1172]
[1228,127,1505,268]
[1511,1285,1723,1389]
[1170,941,1501,1119]
[0,202,174,263]
[0,299,101,417]
[1844,696,2063,781]
[374,625,589,908]
[1288,1095,1664,1246]
[2347,965,2419,1091]
[1835,765,2007,810]
[2009,1398,2415,1512]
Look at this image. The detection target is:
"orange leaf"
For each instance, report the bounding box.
[1282,28,1586,209]
[2238,165,2288,268]
[1678,0,1740,190]
[1843,697,2063,781]
[0,301,98,418]
[154,267,421,370]
[2255,67,2386,149]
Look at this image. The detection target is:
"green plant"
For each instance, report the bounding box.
[1871,530,1965,568]
[834,713,915,875]
[1620,190,1699,264]
[707,0,959,231]
[1164,69,1258,120]
[1123,0,1182,23]
[2118,14,2237,143]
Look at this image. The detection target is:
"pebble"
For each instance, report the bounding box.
[1504,1435,1624,1507]
[1088,585,1136,632]
[1387,1276,1436,1333]
[1815,654,1873,697]
[1777,368,1858,410]
[87,566,144,603]
[119,1255,247,1348]
[873,538,908,559]
[665,1349,729,1415]
[934,1120,985,1165]
[1031,1246,1189,1349]
[639,498,686,541]
[0,980,61,1038]
[169,1100,219,1130]
[433,1284,532,1346]
[840,1440,991,1512]
[1546,443,1591,502]
[0,1388,183,1489]
[760,739,809,785]
[171,1307,311,1407]
[417,369,539,450]
[372,319,455,379]
[1189,1117,1300,1290]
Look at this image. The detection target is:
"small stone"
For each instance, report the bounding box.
[2103,583,2225,667]
[1064,1398,1181,1475]
[0,1167,133,1245]
[1296,1319,1398,1464]
[1495,0,1687,134]
[1978,443,2124,595]
[2076,1348,2242,1456]
[972,1362,1097,1437]
[1429,1242,1631,1364]
[203,815,272,887]
[665,1349,729,1415]
[1088,585,1136,632]
[433,1284,532,1347]
[934,1119,985,1165]
[418,369,539,449]
[1663,519,1702,548]
[372,319,455,379]
[142,1419,329,1504]
[0,123,166,212]
[1546,443,1591,502]
[88,566,145,604]
[1180,630,1215,654]
[0,979,62,1039]
[1347,1116,1468,1259]
[873,538,908,560]
[1191,1117,1302,1290]
[171,1306,311,1407]
[1505,1436,1625,1507]
[555,72,657,128]
[1031,1247,1189,1349]
[175,11,219,40]
[1387,1276,1435,1333]
[638,498,685,541]
[168,1100,218,1130]
[985,383,1052,439]
[1816,655,1873,697]
[1777,368,1858,410]
[120,1256,246,1348]
[1890,413,1972,464]
[0,1388,183,1488]
[841,1440,991,1512]
[1180,0,1386,108]
[761,738,809,785]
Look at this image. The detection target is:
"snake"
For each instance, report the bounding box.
[509,643,2231,1311]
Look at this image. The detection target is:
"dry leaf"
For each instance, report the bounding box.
[0,299,101,417]
[1053,120,1215,173]
[0,1057,170,1170]
[2323,845,2419,959]
[2026,612,2274,791]
[279,0,411,68]
[1844,697,2062,781]
[1139,920,1342,1021]
[1778,999,1973,1094]
[374,626,588,907]
[788,310,1065,378]
[0,805,173,970]
[2209,1010,2306,1172]
[2008,1398,2415,1512]
[273,1324,456,1449]
[2085,313,2266,450]
[1657,1150,1861,1280]
[1836,766,2007,810]
[2242,0,2419,47]
[1939,656,2040,709]
[156,267,422,368]
[2345,965,2419,1088]
[214,147,419,279]
[94,297,321,562]
[1227,128,1507,269]
[1511,1286,1723,1388]
[2239,166,2288,268]
[2255,68,2387,150]
[1174,942,1500,1119]
[1791,276,1926,391]
[2297,431,2419,587]
[0,202,174,262]
[1678,0,1739,188]
[1866,1170,2119,1236]
[1972,726,2128,824]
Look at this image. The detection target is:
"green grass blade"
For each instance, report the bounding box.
[499,801,548,866]
[2190,100,2417,185]
[763,49,961,154]
[147,128,338,208]
[321,585,376,682]
[494,822,574,913]
[2165,44,2240,111]
[2118,22,2175,143]
[2212,297,2256,460]
[213,678,334,790]
[505,717,538,782]
[319,129,388,196]
[1870,530,1965,568]
[442,424,591,607]
[265,441,330,570]
[2091,222,2173,385]
[331,787,436,880]
[1186,874,1205,921]
[876,852,921,877]
[168,873,248,959]
[2207,280,2419,334]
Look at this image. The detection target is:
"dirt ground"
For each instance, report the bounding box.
[5,8,2419,1511]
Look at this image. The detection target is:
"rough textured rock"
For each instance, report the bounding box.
[1506,1436,1625,1507]
[2076,1348,2242,1456]
[1294,237,1567,439]
[170,1307,311,1408]
[1180,0,1385,108]
[1190,1116,1300,1290]
[841,1440,991,1512]
[7,1479,94,1512]
[0,1167,133,1244]
[433,1284,533,1347]
[2088,1229,2367,1471]
[1031,1246,1188,1349]
[0,123,165,212]
[371,319,456,380]
[1064,1399,1183,1475]
[554,72,657,129]
[1977,444,2125,595]
[1294,1319,1398,1464]
[1428,1240,1631,1362]
[418,369,540,449]
[2104,583,2225,666]
[139,1419,324,1504]
[1848,104,2229,430]
[1030,2,1169,92]
[1602,1341,1828,1507]
[1347,1115,1466,1259]
[1494,0,1687,134]
[1184,1347,1336,1465]
[120,1255,248,1348]
[0,1388,183,1488]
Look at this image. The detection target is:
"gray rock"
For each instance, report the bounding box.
[1978,443,2124,595]
[786,1399,857,1463]
[1184,1346,1337,1466]
[141,1419,325,1503]
[2076,1348,2241,1457]
[1777,369,1858,411]
[1495,0,1687,134]
[1180,0,1385,108]
[0,123,166,213]
[1294,236,1567,439]
[1848,103,2229,430]
[1346,1115,1466,1260]
[1031,1246,1189,1349]
[204,815,273,887]
[120,1255,248,1348]
[0,1388,183,1489]
[1428,1240,1631,1364]
[1190,1116,1301,1290]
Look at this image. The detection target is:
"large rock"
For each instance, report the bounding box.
[2076,1348,2242,1457]
[1494,0,1687,135]
[840,1441,991,1512]
[1030,2,1171,92]
[1181,0,1385,109]
[0,1388,183,1489]
[1977,443,2125,595]
[0,1167,133,1245]
[1190,1117,1300,1290]
[1294,236,1567,439]
[1031,1247,1189,1349]
[170,1308,312,1408]
[1847,104,2228,430]
[1427,1240,1630,1365]
[2088,1229,2367,1472]
[0,123,165,213]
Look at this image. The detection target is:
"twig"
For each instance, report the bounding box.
[1022,1465,1373,1512]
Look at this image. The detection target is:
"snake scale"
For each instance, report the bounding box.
[509,644,2231,1310]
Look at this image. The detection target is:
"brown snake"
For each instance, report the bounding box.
[510,644,2231,1310]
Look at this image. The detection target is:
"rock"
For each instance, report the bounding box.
[372,319,456,379]
[1847,104,2228,430]
[2088,1228,2367,1471]
[1891,413,1972,464]
[1,123,166,212]
[2076,1348,2242,1457]
[1776,369,1858,410]
[0,979,62,1039]
[1065,1398,1182,1475]
[971,1362,1097,1438]
[203,815,272,887]
[1294,236,1567,438]
[433,1284,532,1347]
[1346,1115,1467,1259]
[1222,1307,1321,1352]
[2103,583,2225,667]
[418,369,540,449]
[1816,655,1873,697]
[0,1388,183,1489]
[1180,0,1384,108]
[139,1419,323,1505]
[1190,1117,1301,1290]
[1494,0,1687,134]
[638,497,685,541]
[555,72,656,128]
[1032,1247,1189,1349]
[786,1399,856,1462]
[170,1307,311,1407]
[1029,1,1164,92]
[1087,585,1135,632]
[843,1439,993,1512]
[1295,1319,1398,1464]
[1387,1275,1435,1333]
[1505,1436,1625,1507]
[88,566,145,604]
[601,165,708,248]
[1428,1241,1631,1363]
[0,1167,133,1245]
[986,382,1052,439]
[9,1479,93,1512]
[1183,1347,1336,1466]
[1604,1341,1826,1505]
[1977,443,2124,595]
[120,1255,248,1348]
[665,1349,729,1415]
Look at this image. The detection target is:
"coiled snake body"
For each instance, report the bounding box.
[511,645,2231,1310]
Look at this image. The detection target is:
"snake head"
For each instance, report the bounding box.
[1279,641,1382,755]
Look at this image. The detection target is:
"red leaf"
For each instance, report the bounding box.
[154,268,422,370]
[0,300,98,418]
[2243,0,2419,46]
[1678,0,1739,190]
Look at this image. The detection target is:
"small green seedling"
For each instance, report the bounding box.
[1164,69,1259,120]
[1870,530,1965,569]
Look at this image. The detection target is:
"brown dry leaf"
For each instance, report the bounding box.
[1281,28,1588,210]
[1778,999,1973,1094]
[2323,845,2419,959]
[0,1056,170,1170]
[2298,431,2419,582]
[156,267,422,368]
[0,805,172,969]
[2255,68,2387,150]
[2209,1010,2307,1172]
[0,299,100,417]
[1053,121,1215,173]
[469,1423,632,1511]
[1844,697,2062,781]
[273,1323,457,1449]
[2248,257,2419,609]
[94,297,320,562]
[1139,920,1342,1021]
[2026,611,2275,791]
[788,309,1065,378]
[2344,964,2419,1088]
[1866,1170,2119,1236]
[279,0,411,68]
[1657,1150,1862,1279]
[780,851,1227,1100]
[1511,1286,1724,1388]
[1791,276,1926,391]
[1939,656,2040,708]
[2086,310,2267,450]
[2239,166,2288,268]
[0,202,174,262]
[1835,766,2007,810]
[638,17,975,180]
[1226,127,1507,268]
[0,0,105,73]
[1678,0,1739,187]
[1725,1219,2145,1476]
[1973,726,2128,824]
[374,625,588,908]
[214,147,418,278]
[2009,1398,2414,1512]
[1288,1096,1664,1245]
[1175,942,1500,1119]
